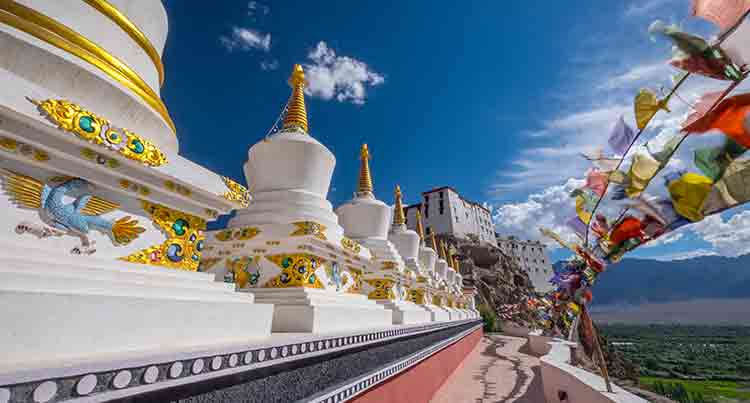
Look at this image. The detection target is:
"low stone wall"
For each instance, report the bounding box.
[0,319,481,403]
[351,327,483,403]
[527,330,554,357]
[500,322,531,338]
[540,340,647,403]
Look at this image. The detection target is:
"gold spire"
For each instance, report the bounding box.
[438,239,447,260]
[358,144,373,195]
[393,185,406,226]
[430,232,438,252]
[282,64,308,133]
[446,244,454,269]
[415,210,425,241]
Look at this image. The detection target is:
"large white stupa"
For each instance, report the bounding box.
[203,65,393,333]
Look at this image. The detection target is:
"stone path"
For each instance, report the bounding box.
[430,334,546,403]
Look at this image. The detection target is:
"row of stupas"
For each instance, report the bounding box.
[201,65,478,332]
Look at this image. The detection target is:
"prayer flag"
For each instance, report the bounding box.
[694,138,747,181]
[691,0,750,31]
[683,93,750,148]
[646,134,682,163]
[683,91,724,129]
[650,21,743,80]
[608,116,636,155]
[635,89,670,130]
[723,16,750,67]
[566,216,588,239]
[582,148,620,171]
[625,152,661,198]
[668,172,714,221]
[702,158,750,214]
[585,169,609,197]
[609,216,644,245]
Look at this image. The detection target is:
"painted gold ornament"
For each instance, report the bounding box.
[32,99,168,166]
[120,201,206,271]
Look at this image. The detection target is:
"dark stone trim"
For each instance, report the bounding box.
[119,321,481,403]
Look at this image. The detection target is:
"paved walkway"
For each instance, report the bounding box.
[430,334,546,403]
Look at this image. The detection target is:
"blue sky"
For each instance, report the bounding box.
[161,0,750,262]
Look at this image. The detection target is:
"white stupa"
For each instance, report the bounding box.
[204,65,392,333]
[336,146,430,324]
[413,210,450,321]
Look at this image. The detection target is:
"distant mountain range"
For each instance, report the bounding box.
[553,254,750,306]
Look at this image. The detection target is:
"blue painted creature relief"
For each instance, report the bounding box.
[1,169,145,254]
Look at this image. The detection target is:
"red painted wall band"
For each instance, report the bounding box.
[352,328,483,403]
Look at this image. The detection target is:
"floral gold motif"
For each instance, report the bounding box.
[221,176,250,207]
[264,253,325,288]
[164,180,191,196]
[381,261,397,270]
[32,99,167,167]
[119,200,206,271]
[365,278,395,300]
[408,289,425,305]
[198,257,221,272]
[290,221,327,240]
[215,227,261,242]
[340,237,361,253]
[346,266,363,294]
[118,179,150,196]
[0,137,50,162]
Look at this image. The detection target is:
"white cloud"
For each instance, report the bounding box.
[304,41,384,105]
[640,230,684,248]
[220,27,271,52]
[651,249,718,261]
[260,59,279,71]
[624,0,678,17]
[247,1,270,18]
[598,62,673,90]
[690,211,750,257]
[493,178,584,250]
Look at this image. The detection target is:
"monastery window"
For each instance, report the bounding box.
[439,200,444,215]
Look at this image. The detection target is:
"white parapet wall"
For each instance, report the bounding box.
[527,330,554,357]
[540,340,648,403]
[500,322,532,338]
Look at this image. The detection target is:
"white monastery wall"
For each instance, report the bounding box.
[405,187,497,247]
[497,237,554,293]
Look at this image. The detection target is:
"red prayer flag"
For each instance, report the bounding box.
[683,91,724,129]
[691,0,750,31]
[609,216,644,245]
[683,93,750,148]
[585,169,609,197]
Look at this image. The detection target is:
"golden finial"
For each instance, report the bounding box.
[446,244,454,269]
[430,232,438,252]
[358,144,373,195]
[393,185,406,226]
[438,239,447,260]
[282,64,309,134]
[415,210,425,241]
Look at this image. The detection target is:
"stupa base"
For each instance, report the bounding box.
[0,244,274,367]
[376,300,433,325]
[443,308,465,320]
[248,288,393,333]
[418,304,451,321]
